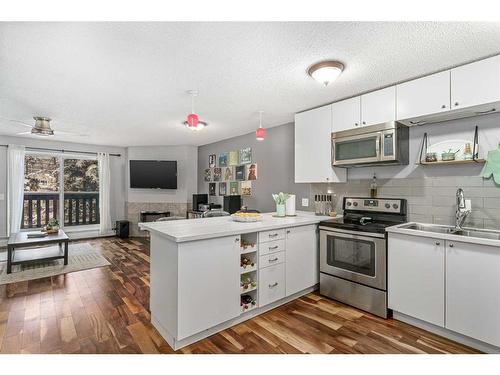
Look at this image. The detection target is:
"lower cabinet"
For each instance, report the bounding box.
[446,240,500,347]
[388,233,445,326]
[285,225,318,296]
[259,263,286,307]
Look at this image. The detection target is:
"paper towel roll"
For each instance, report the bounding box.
[285,194,296,216]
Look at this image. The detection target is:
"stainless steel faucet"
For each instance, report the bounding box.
[454,188,471,231]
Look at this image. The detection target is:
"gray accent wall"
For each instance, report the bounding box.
[197,123,312,213]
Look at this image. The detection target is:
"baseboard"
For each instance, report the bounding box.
[393,311,500,354]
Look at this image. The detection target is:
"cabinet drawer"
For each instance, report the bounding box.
[260,251,285,269]
[259,229,286,243]
[259,239,285,255]
[259,263,285,307]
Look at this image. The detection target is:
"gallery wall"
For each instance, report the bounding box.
[197,123,312,213]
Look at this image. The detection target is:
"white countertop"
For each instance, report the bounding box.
[386,222,500,247]
[139,211,334,243]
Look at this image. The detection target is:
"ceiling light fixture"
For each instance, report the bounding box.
[308,61,344,87]
[31,117,54,136]
[183,90,207,131]
[256,111,265,141]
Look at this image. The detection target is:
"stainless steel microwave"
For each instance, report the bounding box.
[331,121,409,167]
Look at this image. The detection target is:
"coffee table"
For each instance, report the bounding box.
[7,230,69,274]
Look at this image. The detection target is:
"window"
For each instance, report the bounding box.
[22,153,99,229]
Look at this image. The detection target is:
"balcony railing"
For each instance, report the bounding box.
[22,192,100,229]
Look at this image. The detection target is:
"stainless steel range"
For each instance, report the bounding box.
[319,197,407,318]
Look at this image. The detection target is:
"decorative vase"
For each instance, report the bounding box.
[276,204,286,217]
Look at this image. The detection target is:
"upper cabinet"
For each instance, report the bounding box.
[451,54,500,110]
[332,96,361,132]
[396,71,451,123]
[361,86,396,126]
[294,105,346,183]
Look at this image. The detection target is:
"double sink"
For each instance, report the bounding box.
[400,223,500,241]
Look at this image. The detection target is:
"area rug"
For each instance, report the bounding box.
[0,243,110,285]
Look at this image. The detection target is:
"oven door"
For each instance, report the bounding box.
[332,132,381,166]
[320,229,386,290]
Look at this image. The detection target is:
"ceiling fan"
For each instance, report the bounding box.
[2,116,88,137]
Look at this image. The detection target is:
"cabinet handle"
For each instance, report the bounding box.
[269,233,278,238]
[268,282,278,288]
[269,257,279,262]
[454,102,459,107]
[449,243,454,248]
[268,245,279,250]
[435,241,440,246]
[286,230,290,234]
[441,104,446,109]
[235,238,240,242]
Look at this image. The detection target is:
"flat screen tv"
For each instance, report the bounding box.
[129,160,177,189]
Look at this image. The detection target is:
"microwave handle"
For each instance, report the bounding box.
[376,133,381,160]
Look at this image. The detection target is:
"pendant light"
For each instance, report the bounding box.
[308,61,344,87]
[256,110,265,141]
[183,90,207,131]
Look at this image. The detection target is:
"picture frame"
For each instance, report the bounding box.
[209,182,216,196]
[204,168,212,182]
[229,150,239,166]
[213,167,222,181]
[241,181,252,196]
[218,153,228,167]
[235,165,245,181]
[246,163,257,180]
[208,154,216,168]
[239,147,252,164]
[223,166,234,181]
[219,182,227,196]
[229,181,239,195]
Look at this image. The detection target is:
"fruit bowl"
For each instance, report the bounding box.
[231,212,262,222]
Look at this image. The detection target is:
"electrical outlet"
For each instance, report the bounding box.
[301,198,309,207]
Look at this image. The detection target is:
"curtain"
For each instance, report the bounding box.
[7,145,25,235]
[97,152,112,235]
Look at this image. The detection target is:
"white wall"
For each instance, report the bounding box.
[0,135,127,239]
[126,145,198,203]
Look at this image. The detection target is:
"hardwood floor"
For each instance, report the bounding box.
[0,237,480,354]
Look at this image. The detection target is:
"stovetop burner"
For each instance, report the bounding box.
[320,197,407,235]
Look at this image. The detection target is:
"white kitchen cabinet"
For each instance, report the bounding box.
[332,96,361,132]
[285,225,318,296]
[396,70,451,122]
[177,235,240,339]
[294,104,346,183]
[361,86,396,126]
[388,233,445,327]
[259,263,286,307]
[446,240,500,347]
[451,55,500,110]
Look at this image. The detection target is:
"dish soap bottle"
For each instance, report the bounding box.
[370,173,378,198]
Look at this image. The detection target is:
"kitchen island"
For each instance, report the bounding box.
[139,211,331,350]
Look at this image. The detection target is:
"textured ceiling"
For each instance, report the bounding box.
[1,22,500,147]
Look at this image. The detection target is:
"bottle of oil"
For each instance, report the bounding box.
[370,173,378,198]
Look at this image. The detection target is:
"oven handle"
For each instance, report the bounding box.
[319,226,386,239]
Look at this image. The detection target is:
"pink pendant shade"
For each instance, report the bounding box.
[256,126,265,141]
[187,113,199,128]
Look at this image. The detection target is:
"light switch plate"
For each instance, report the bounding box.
[301,198,309,207]
[0,193,4,201]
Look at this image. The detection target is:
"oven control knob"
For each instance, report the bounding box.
[353,202,358,207]
[346,202,352,206]
[393,204,399,209]
[385,203,391,209]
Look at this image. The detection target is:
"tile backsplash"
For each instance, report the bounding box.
[312,176,500,229]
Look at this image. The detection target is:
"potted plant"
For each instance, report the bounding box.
[272,192,289,217]
[45,218,60,234]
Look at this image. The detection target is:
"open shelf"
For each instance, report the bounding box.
[241,289,258,312]
[241,246,257,255]
[240,284,257,294]
[240,264,257,274]
[241,302,258,313]
[419,159,485,166]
